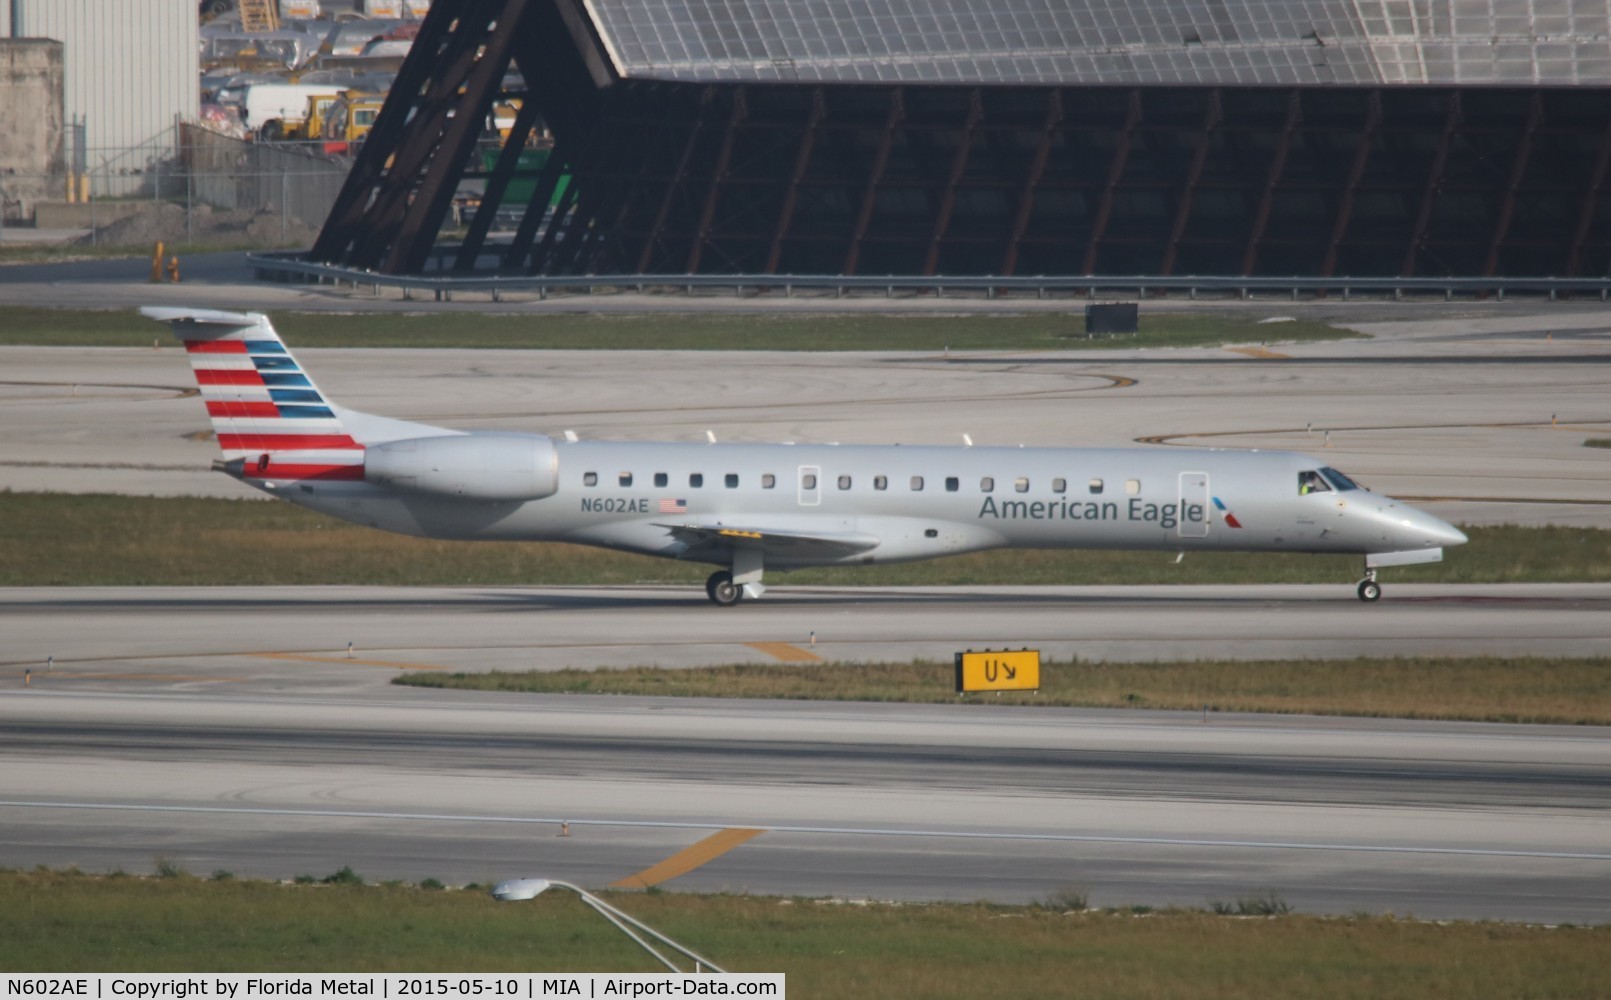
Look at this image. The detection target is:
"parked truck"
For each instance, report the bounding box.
[292,91,344,142]
[241,82,346,141]
[321,91,387,153]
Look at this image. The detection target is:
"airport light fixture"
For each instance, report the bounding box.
[490,877,728,974]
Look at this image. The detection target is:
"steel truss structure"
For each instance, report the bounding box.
[311,0,1611,282]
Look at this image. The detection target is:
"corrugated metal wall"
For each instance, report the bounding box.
[6,0,197,185]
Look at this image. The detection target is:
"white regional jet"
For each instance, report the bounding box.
[143,307,1467,605]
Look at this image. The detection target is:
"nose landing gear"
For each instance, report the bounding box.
[1356,569,1382,603]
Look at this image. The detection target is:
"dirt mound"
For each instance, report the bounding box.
[74,202,320,250]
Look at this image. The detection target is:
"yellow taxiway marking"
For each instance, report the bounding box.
[745,642,823,663]
[252,652,449,671]
[1226,346,1291,359]
[609,828,767,890]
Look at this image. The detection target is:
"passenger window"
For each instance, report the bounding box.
[690,473,704,488]
[725,473,739,488]
[654,472,668,488]
[584,472,598,487]
[1015,477,1029,493]
[762,474,776,489]
[1126,479,1141,495]
[946,477,959,492]
[1052,478,1066,493]
[618,472,633,487]
[838,475,852,490]
[874,475,888,491]
[1298,470,1332,495]
[980,476,994,492]
[802,473,817,489]
[910,476,924,491]
[1089,478,1104,494]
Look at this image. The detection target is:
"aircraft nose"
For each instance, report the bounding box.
[1407,508,1467,548]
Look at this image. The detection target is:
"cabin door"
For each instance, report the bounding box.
[797,465,822,506]
[1178,471,1210,537]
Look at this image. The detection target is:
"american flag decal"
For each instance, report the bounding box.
[658,498,688,513]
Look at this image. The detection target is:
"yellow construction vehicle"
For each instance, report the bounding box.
[321,92,387,154]
[293,92,343,142]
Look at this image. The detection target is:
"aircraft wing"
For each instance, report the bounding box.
[655,521,881,561]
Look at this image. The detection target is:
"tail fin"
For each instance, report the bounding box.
[141,307,364,483]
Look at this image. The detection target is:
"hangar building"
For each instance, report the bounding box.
[2,0,199,205]
[311,0,1611,283]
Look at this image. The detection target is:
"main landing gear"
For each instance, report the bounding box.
[705,570,741,607]
[705,549,766,606]
[1356,569,1382,603]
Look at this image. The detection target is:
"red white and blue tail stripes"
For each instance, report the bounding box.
[141,308,364,482]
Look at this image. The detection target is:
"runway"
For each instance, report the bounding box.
[2,682,1607,923]
[1,584,1608,923]
[5,583,1611,673]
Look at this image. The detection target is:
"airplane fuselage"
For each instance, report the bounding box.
[141,306,1466,605]
[270,438,1460,568]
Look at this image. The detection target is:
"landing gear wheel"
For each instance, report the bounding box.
[1357,579,1382,603]
[706,570,742,607]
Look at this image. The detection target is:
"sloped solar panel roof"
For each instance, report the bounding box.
[581,0,1611,85]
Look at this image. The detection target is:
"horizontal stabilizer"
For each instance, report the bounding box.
[139,307,263,330]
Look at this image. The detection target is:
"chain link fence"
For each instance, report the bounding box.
[3,122,350,249]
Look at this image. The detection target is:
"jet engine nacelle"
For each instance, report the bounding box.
[365,433,559,502]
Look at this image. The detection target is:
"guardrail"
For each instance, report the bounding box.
[247,250,1611,302]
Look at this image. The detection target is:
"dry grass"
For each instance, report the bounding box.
[1,870,1606,999]
[0,493,706,587]
[0,306,1356,351]
[3,493,1609,587]
[397,656,1611,725]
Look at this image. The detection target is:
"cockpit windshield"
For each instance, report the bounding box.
[1298,470,1331,495]
[1319,467,1362,491]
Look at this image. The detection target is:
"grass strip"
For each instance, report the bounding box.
[2,493,1608,587]
[1,870,1606,998]
[394,656,1611,726]
[0,305,1356,351]
[0,243,265,267]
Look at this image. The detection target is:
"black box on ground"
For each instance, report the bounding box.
[1084,302,1139,335]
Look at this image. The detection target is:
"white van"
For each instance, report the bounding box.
[241,82,346,140]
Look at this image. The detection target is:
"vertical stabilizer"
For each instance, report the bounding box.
[141,307,364,482]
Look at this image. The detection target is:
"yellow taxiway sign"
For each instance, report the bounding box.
[955,649,1041,693]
